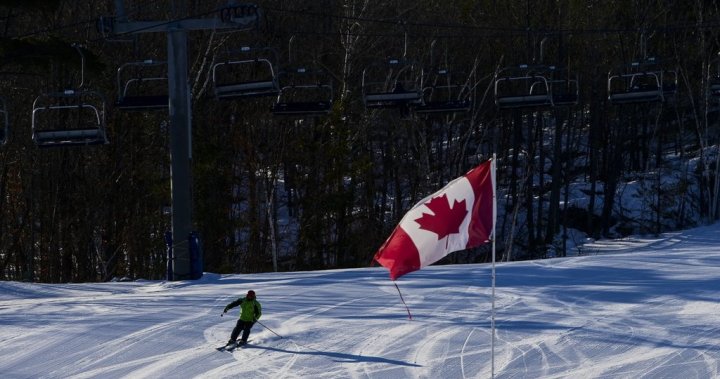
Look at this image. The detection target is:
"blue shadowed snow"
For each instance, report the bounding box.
[2,224,720,378]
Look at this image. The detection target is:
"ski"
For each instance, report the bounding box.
[216,340,251,352]
[216,343,236,352]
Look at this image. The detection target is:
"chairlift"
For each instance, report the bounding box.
[212,46,280,99]
[32,89,108,147]
[362,58,423,109]
[31,44,108,147]
[415,68,471,114]
[271,67,333,116]
[494,65,553,109]
[116,59,168,111]
[608,58,676,105]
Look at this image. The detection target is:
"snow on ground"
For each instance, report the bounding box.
[2,224,720,378]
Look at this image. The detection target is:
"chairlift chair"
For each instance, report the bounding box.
[32,89,108,147]
[271,68,333,116]
[494,65,553,109]
[362,58,423,109]
[608,59,675,104]
[116,59,168,111]
[414,68,471,114]
[212,46,280,99]
[608,72,662,104]
[31,44,108,147]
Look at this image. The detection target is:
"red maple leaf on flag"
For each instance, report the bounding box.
[414,194,468,240]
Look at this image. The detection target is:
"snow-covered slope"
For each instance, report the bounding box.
[2,224,720,378]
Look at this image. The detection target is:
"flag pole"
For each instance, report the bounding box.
[491,154,497,379]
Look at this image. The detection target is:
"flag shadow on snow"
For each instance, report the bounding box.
[246,345,422,367]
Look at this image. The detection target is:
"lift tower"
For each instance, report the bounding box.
[106,1,260,280]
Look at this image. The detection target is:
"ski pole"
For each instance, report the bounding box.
[255,319,284,339]
[255,320,323,353]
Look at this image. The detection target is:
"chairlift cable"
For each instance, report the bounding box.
[10,0,167,40]
[262,5,720,37]
[12,4,720,44]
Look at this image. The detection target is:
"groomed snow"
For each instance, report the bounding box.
[2,224,720,378]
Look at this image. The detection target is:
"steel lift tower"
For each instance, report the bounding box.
[105,1,260,280]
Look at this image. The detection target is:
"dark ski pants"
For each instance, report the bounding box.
[230,320,255,343]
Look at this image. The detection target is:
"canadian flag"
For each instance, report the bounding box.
[374,159,496,280]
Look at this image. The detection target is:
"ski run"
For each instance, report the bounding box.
[3,223,720,378]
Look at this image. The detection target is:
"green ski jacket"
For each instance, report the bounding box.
[225,297,262,322]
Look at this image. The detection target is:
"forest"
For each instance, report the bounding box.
[1,0,720,282]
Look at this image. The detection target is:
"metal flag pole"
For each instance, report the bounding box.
[491,154,497,379]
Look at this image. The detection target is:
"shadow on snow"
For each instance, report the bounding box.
[246,343,422,367]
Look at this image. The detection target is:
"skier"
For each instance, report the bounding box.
[223,290,262,346]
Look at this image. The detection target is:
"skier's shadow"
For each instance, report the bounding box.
[247,344,421,367]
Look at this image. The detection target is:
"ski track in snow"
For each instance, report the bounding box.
[4,225,720,377]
